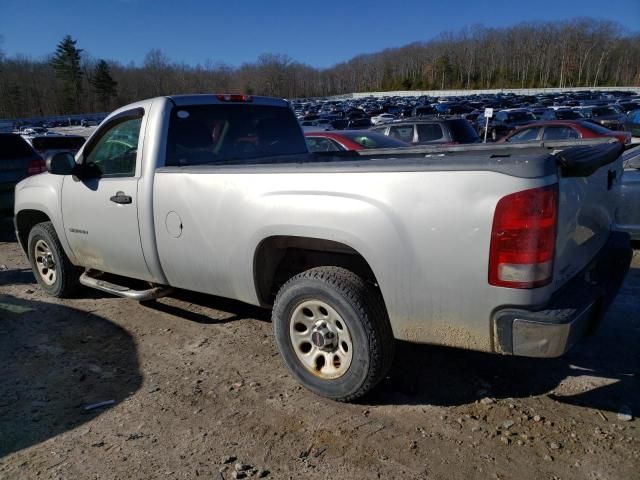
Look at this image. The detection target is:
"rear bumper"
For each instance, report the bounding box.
[493,231,632,358]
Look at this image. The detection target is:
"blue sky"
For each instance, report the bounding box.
[1,0,639,68]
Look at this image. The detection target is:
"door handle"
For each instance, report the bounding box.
[110,192,132,204]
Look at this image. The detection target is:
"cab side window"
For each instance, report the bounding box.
[84,117,142,176]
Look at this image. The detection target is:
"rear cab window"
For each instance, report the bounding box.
[166,104,307,166]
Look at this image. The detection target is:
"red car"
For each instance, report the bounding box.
[500,120,631,145]
[304,130,409,152]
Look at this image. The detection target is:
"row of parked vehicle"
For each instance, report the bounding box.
[296,90,640,151]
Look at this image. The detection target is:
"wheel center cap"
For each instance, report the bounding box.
[42,254,54,268]
[311,323,337,351]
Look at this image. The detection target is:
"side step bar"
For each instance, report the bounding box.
[79,270,173,301]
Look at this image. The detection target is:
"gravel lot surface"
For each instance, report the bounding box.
[0,218,638,480]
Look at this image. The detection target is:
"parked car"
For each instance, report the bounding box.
[616,145,640,240]
[541,108,586,121]
[345,118,372,129]
[372,118,480,145]
[370,113,396,125]
[477,109,537,141]
[304,130,409,152]
[24,134,86,160]
[576,106,627,131]
[0,133,46,213]
[615,101,640,115]
[21,127,48,135]
[411,104,438,117]
[80,119,99,127]
[501,120,631,145]
[623,109,640,137]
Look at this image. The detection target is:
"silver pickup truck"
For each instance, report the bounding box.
[14,95,632,401]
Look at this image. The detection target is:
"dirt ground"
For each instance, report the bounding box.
[0,218,638,480]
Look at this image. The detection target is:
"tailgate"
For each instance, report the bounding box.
[552,141,624,288]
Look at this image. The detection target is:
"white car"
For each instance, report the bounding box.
[371,113,395,125]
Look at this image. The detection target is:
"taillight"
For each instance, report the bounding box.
[488,184,558,288]
[216,94,253,102]
[27,157,47,176]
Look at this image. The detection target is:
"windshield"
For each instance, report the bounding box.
[554,110,584,120]
[581,121,615,134]
[166,104,308,166]
[591,107,618,116]
[507,111,536,122]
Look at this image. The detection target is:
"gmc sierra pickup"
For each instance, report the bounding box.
[14,94,632,401]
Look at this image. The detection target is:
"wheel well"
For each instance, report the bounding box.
[254,236,379,307]
[15,210,51,253]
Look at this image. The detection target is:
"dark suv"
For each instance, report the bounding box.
[476,109,537,141]
[0,133,45,213]
[371,118,480,145]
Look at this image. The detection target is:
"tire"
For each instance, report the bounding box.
[27,221,81,297]
[272,266,394,402]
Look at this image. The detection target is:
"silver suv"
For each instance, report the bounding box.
[371,118,480,145]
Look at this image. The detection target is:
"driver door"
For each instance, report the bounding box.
[61,109,152,280]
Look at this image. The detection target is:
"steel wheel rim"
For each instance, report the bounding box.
[34,239,56,286]
[289,299,353,380]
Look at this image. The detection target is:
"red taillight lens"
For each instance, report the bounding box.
[27,157,47,176]
[216,94,253,102]
[488,184,558,288]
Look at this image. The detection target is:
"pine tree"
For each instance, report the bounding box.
[91,60,118,111]
[50,35,83,113]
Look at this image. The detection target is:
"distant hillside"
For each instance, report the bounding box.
[1,18,639,118]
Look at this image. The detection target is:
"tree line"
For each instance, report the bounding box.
[1,17,639,119]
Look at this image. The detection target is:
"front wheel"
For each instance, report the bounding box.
[27,221,81,297]
[272,267,395,402]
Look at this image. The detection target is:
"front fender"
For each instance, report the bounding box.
[14,174,78,265]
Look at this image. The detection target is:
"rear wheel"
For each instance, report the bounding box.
[28,221,81,297]
[272,266,394,402]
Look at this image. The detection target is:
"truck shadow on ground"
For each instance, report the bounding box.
[370,264,640,415]
[0,294,142,458]
[141,289,271,325]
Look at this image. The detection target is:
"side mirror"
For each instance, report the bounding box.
[46,152,76,175]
